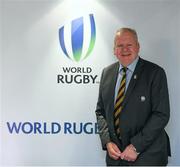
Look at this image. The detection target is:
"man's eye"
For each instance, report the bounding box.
[127,44,132,47]
[117,45,123,48]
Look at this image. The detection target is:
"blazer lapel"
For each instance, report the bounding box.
[109,62,119,109]
[122,58,144,107]
[104,62,119,124]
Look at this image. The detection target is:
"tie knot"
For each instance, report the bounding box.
[122,67,127,74]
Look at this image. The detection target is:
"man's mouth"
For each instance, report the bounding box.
[122,53,131,56]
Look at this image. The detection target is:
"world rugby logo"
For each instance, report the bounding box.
[59,14,96,62]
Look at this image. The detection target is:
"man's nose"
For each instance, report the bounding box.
[122,46,129,52]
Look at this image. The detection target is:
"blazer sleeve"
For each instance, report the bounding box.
[130,67,170,153]
[95,69,111,150]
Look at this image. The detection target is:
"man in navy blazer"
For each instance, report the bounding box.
[95,27,171,166]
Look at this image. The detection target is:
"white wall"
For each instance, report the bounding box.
[1,0,180,165]
[0,0,2,165]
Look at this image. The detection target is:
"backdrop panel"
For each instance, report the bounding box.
[1,0,180,166]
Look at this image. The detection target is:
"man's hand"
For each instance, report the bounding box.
[120,144,138,162]
[106,142,121,160]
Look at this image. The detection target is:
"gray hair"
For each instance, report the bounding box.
[115,27,139,43]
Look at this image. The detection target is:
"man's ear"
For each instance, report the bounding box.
[137,42,140,52]
[114,47,118,55]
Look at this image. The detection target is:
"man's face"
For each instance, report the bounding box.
[114,31,140,67]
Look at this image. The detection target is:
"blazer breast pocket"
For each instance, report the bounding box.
[132,92,149,113]
[135,91,148,103]
[134,92,151,118]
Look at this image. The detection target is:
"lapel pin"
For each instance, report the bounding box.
[134,74,137,79]
[141,96,146,102]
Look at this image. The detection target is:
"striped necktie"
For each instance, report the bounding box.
[114,67,127,137]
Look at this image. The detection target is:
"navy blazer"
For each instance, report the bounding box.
[95,57,171,166]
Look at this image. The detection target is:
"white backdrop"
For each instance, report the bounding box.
[1,0,180,166]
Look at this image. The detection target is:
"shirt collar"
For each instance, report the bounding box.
[119,56,139,73]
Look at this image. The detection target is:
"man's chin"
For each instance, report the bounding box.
[119,59,133,67]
